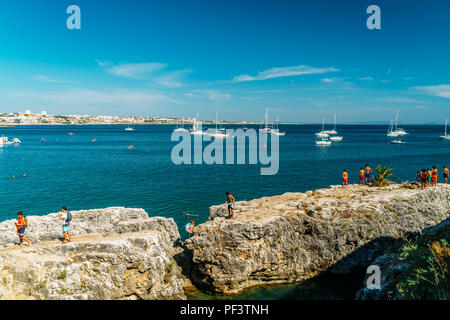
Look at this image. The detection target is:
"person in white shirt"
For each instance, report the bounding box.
[58,206,72,243]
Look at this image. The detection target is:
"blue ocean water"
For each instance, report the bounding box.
[0,124,449,238]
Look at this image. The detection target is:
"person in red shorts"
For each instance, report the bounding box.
[342,170,348,188]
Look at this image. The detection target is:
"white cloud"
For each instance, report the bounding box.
[154,69,193,88]
[0,88,184,111]
[232,65,339,82]
[33,75,75,83]
[358,76,373,81]
[95,59,110,67]
[415,85,450,99]
[108,62,167,79]
[193,90,231,101]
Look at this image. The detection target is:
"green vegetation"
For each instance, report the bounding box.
[371,165,398,187]
[395,226,449,300]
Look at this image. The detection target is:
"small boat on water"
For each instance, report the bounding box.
[390,139,405,144]
[330,135,343,142]
[189,118,206,135]
[316,136,332,146]
[68,132,74,135]
[315,118,329,138]
[125,125,135,131]
[271,117,286,136]
[206,111,230,139]
[174,118,189,133]
[439,119,450,140]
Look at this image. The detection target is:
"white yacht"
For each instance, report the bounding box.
[125,125,135,131]
[440,119,450,140]
[390,139,405,144]
[315,118,329,138]
[206,111,229,139]
[316,136,332,146]
[387,120,399,137]
[189,117,206,135]
[270,117,286,136]
[391,110,408,136]
[259,109,272,134]
[174,118,189,133]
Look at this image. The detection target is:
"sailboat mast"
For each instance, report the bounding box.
[334,114,336,131]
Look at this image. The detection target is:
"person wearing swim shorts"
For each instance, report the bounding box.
[420,169,428,189]
[359,168,365,185]
[225,192,235,218]
[58,206,72,243]
[342,170,348,188]
[431,166,438,187]
[443,166,449,184]
[16,211,31,246]
[364,165,372,185]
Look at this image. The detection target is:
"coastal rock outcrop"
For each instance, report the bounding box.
[186,184,450,294]
[0,207,185,300]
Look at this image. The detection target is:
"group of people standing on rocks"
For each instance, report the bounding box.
[417,166,448,189]
[341,165,373,188]
[15,206,72,247]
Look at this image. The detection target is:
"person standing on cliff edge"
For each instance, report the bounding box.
[58,206,72,243]
[225,192,235,218]
[16,211,31,246]
[342,170,348,188]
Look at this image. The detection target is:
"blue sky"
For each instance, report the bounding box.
[0,0,449,123]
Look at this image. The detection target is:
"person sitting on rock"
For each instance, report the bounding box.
[188,220,195,238]
[225,192,235,218]
[58,206,72,243]
[15,211,31,246]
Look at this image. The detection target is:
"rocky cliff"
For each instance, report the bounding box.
[0,207,185,300]
[185,183,450,294]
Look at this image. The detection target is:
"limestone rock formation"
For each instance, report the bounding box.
[186,184,450,294]
[0,207,185,300]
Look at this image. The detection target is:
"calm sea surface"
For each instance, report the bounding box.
[1,124,449,228]
[1,124,448,299]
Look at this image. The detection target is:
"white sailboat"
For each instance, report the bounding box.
[440,119,450,140]
[328,115,343,141]
[259,109,272,134]
[315,118,329,138]
[392,110,408,136]
[324,114,338,135]
[189,116,205,135]
[316,136,332,146]
[206,111,229,139]
[271,117,286,136]
[387,120,399,137]
[174,118,189,133]
[125,124,135,131]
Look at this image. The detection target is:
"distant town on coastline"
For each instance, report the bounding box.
[0,110,264,126]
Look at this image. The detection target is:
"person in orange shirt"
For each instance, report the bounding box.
[359,168,365,185]
[225,192,235,218]
[15,211,31,246]
[342,170,348,188]
[431,166,438,187]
